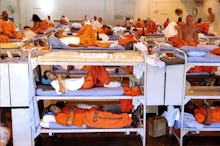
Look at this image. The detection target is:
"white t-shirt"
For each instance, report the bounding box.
[51,77,85,94]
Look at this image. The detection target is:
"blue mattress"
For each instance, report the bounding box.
[48,122,86,129]
[36,86,124,96]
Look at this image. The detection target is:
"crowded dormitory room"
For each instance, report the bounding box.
[2,0,220,146]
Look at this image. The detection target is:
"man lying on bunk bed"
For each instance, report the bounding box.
[49,23,135,50]
[43,66,142,128]
[43,65,141,112]
[185,100,220,126]
[47,102,142,128]
[49,25,112,49]
[44,66,121,93]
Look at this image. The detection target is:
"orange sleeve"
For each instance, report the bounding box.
[73,108,86,127]
[41,20,51,30]
[0,20,3,32]
[194,107,206,123]
[0,34,10,43]
[55,113,69,126]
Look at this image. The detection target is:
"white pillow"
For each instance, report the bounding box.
[42,114,56,122]
[40,121,50,128]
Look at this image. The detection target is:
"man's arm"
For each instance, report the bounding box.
[66,106,76,125]
[176,25,188,45]
[57,74,67,93]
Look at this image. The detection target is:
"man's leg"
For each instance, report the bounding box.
[81,66,110,89]
[84,109,132,128]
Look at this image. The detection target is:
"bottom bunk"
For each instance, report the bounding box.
[37,100,145,146]
[168,99,220,146]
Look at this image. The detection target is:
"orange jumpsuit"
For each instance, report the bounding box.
[146,20,158,34]
[81,66,110,89]
[76,24,110,48]
[188,66,217,74]
[168,35,197,48]
[55,107,132,128]
[199,22,209,34]
[194,106,220,124]
[0,19,23,39]
[32,20,52,34]
[134,20,145,28]
[0,34,9,43]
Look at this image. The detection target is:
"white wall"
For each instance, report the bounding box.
[0,0,220,32]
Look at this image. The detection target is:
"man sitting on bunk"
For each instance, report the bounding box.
[47,102,143,128]
[31,14,53,34]
[0,10,23,41]
[44,66,121,94]
[165,15,198,48]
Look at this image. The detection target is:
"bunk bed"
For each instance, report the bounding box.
[0,41,25,57]
[28,49,147,146]
[170,48,220,146]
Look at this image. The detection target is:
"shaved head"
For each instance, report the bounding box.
[2,11,8,21]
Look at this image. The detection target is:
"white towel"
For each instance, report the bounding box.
[163,22,178,39]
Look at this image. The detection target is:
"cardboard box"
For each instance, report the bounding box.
[148,116,166,137]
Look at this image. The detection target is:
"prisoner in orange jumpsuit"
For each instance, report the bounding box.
[187,66,217,74]
[75,24,110,48]
[145,19,158,34]
[185,100,220,125]
[44,66,130,112]
[31,14,52,34]
[194,106,220,125]
[168,15,198,48]
[44,66,112,92]
[48,104,132,128]
[134,18,145,28]
[0,11,23,40]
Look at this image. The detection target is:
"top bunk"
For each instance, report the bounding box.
[29,49,146,67]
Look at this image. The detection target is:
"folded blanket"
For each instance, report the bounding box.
[180,46,211,57]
